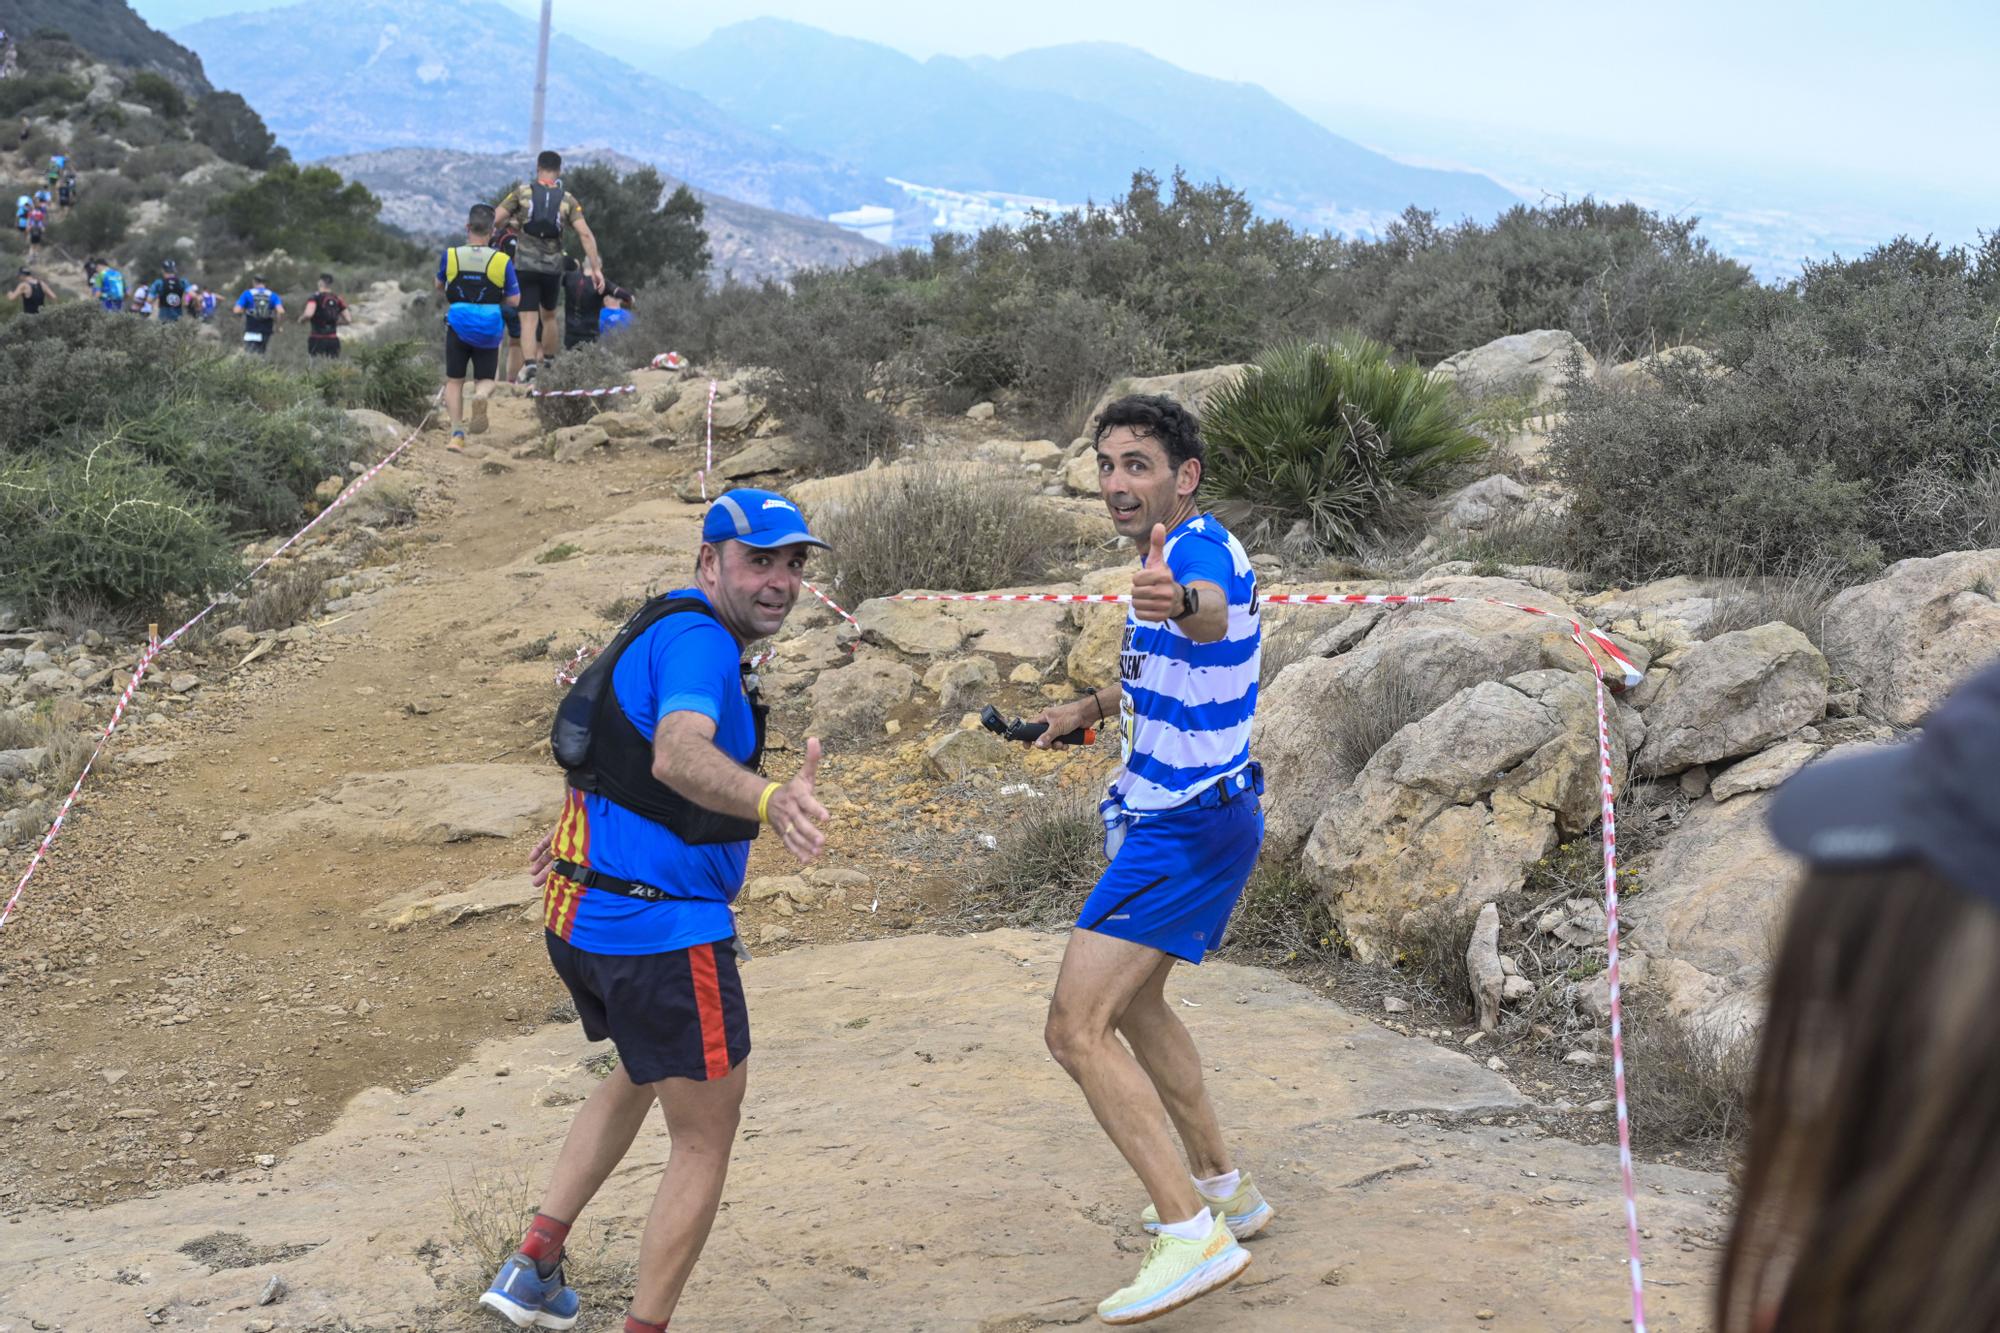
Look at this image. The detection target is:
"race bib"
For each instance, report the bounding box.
[165,292,181,307]
[243,331,264,343]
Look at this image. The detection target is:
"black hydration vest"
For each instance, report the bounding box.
[524,180,565,240]
[551,595,766,846]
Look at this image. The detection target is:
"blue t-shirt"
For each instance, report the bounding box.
[543,588,754,955]
[1112,513,1261,812]
[599,307,633,335]
[437,247,519,349]
[234,287,282,331]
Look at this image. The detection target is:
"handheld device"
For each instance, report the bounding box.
[981,703,1094,747]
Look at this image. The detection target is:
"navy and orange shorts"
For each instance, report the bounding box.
[545,932,750,1084]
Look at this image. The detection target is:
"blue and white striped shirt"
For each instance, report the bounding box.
[1112,514,1260,812]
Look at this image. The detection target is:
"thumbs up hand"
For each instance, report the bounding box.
[1130,522,1182,623]
[767,736,829,864]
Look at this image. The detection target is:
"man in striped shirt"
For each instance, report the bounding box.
[1032,393,1272,1324]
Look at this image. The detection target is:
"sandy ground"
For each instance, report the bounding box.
[0,931,1726,1332]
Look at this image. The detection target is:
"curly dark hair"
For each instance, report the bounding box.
[1092,393,1205,476]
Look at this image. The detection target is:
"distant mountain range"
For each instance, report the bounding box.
[173,0,883,219]
[168,2,1520,243]
[321,146,886,283]
[661,20,1518,233]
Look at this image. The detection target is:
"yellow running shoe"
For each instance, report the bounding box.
[1141,1173,1274,1240]
[1097,1209,1250,1325]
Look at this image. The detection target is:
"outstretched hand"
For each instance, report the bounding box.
[767,737,829,863]
[1130,522,1181,622]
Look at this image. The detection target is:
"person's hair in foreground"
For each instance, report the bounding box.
[1719,661,2000,1333]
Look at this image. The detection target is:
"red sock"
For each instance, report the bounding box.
[518,1211,571,1269]
[623,1317,668,1333]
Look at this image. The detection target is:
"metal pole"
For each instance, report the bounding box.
[528,0,552,158]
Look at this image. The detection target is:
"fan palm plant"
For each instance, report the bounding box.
[1201,336,1486,552]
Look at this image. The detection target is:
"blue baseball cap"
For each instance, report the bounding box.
[1767,659,2000,907]
[700,488,829,551]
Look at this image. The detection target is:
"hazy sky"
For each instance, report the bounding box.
[136,0,1999,202]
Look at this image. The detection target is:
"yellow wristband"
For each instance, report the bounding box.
[757,781,781,825]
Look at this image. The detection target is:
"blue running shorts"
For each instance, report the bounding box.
[1075,774,1264,964]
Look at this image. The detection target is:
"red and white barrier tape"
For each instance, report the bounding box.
[650,352,685,371]
[892,582,1648,1325]
[697,379,717,502]
[528,383,638,399]
[889,589,1643,690]
[0,394,442,933]
[552,580,854,688]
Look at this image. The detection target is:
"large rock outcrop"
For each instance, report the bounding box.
[1633,622,1827,775]
[1302,669,1632,960]
[1257,575,1638,858]
[1082,364,1249,429]
[1821,549,2000,725]
[1430,330,1597,404]
[807,657,916,739]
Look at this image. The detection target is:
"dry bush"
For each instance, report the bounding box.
[1224,861,1337,960]
[1389,902,1479,1020]
[44,595,140,643]
[970,787,1103,928]
[440,1167,626,1314]
[816,461,1077,605]
[342,471,420,528]
[242,566,324,632]
[1326,657,1450,777]
[1698,561,1845,652]
[1622,999,1755,1146]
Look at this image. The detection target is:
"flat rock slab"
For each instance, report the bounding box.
[366,872,542,929]
[0,931,1724,1331]
[256,763,559,845]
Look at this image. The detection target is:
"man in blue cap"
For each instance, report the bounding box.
[482,489,831,1333]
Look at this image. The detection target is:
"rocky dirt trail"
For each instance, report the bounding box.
[0,374,1727,1329]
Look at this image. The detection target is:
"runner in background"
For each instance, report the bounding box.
[599,286,635,338]
[298,272,351,358]
[8,266,49,315]
[233,275,283,353]
[492,222,526,381]
[491,150,603,382]
[435,202,518,449]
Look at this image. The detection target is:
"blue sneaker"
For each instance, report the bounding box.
[478,1251,581,1330]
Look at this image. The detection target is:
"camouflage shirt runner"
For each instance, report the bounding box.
[496,181,584,273]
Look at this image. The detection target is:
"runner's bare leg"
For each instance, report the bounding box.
[627,1060,748,1322]
[1116,952,1234,1179]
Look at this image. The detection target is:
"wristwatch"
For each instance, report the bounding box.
[1175,583,1200,620]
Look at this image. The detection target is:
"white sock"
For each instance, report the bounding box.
[1195,1169,1241,1199]
[1156,1206,1212,1242]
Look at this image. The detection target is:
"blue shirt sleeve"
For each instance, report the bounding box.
[503,260,519,299]
[613,617,738,742]
[436,249,448,284]
[234,291,251,310]
[1167,529,1235,596]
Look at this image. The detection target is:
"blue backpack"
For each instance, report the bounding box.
[101,269,125,302]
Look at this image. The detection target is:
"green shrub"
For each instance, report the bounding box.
[558,164,711,287]
[1549,236,2000,583]
[68,197,133,253]
[312,340,438,422]
[723,274,920,471]
[971,787,1104,928]
[191,91,285,170]
[532,342,628,431]
[0,450,239,608]
[1201,337,1487,553]
[208,161,380,263]
[0,306,362,613]
[127,71,187,119]
[814,459,1076,605]
[0,72,86,117]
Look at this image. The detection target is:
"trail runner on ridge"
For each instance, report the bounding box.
[480,489,831,1333]
[491,150,603,383]
[1031,392,1273,1325]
